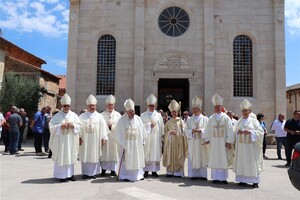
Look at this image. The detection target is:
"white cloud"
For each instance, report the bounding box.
[0,0,69,38]
[51,59,67,68]
[285,0,300,35]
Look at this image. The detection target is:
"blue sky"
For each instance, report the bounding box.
[0,0,299,86]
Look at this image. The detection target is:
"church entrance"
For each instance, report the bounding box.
[157,79,189,114]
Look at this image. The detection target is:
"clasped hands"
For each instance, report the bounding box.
[192,129,202,134]
[238,129,251,135]
[61,122,74,129]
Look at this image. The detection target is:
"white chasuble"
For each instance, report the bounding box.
[100,110,121,170]
[203,113,234,170]
[185,114,209,171]
[115,114,147,171]
[233,117,264,183]
[49,111,82,167]
[141,110,164,164]
[78,111,108,163]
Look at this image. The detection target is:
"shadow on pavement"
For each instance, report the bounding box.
[21,178,59,184]
[272,165,289,169]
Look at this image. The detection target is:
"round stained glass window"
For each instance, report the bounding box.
[158,6,190,37]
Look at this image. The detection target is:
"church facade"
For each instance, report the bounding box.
[67,0,286,124]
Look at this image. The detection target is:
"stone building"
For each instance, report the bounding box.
[67,0,286,125]
[286,83,300,119]
[0,37,60,110]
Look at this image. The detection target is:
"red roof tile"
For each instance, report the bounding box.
[57,75,67,89]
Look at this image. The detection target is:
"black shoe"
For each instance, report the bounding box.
[166,174,173,178]
[238,182,247,186]
[140,178,144,180]
[110,171,116,176]
[68,176,76,181]
[221,180,228,184]
[90,175,96,179]
[285,162,291,167]
[191,177,198,180]
[100,170,106,177]
[59,178,68,182]
[123,179,130,182]
[82,175,89,179]
[143,171,149,178]
[18,148,24,151]
[212,180,220,184]
[200,177,208,181]
[253,183,259,188]
[152,172,159,177]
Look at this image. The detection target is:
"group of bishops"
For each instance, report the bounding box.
[48,92,264,188]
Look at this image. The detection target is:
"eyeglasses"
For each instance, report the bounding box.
[63,105,70,108]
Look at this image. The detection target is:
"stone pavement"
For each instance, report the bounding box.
[0,142,299,200]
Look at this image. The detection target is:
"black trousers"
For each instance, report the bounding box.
[43,129,50,152]
[286,136,300,164]
[18,126,25,149]
[262,134,267,155]
[2,129,10,151]
[34,132,43,153]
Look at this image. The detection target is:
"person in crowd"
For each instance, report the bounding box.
[79,95,108,179]
[141,94,164,178]
[115,99,147,182]
[227,110,238,127]
[49,94,82,182]
[17,108,26,151]
[43,106,52,153]
[233,99,264,188]
[100,95,121,177]
[22,112,29,143]
[0,109,6,155]
[203,93,234,184]
[284,110,300,167]
[183,111,190,124]
[184,96,209,180]
[48,109,60,159]
[257,113,268,159]
[271,113,287,160]
[3,106,14,153]
[7,106,22,155]
[31,107,47,156]
[163,100,187,178]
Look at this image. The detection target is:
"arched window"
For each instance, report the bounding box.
[233,35,253,97]
[97,34,116,95]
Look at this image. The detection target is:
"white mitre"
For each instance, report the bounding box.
[61,94,71,105]
[240,99,253,110]
[212,93,223,106]
[192,96,202,109]
[86,94,97,105]
[168,100,180,112]
[106,95,116,105]
[146,93,157,105]
[124,99,135,111]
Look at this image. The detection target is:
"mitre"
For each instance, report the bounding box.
[211,93,223,106]
[105,95,116,105]
[86,94,97,105]
[192,96,202,109]
[146,93,157,105]
[124,98,135,111]
[168,100,180,112]
[240,99,253,110]
[60,94,71,105]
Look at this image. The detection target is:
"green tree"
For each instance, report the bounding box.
[0,72,46,116]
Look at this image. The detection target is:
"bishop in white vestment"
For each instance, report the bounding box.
[184,96,209,180]
[115,99,148,182]
[100,95,121,176]
[141,94,164,177]
[203,93,234,184]
[78,95,109,179]
[49,94,82,182]
[233,99,264,188]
